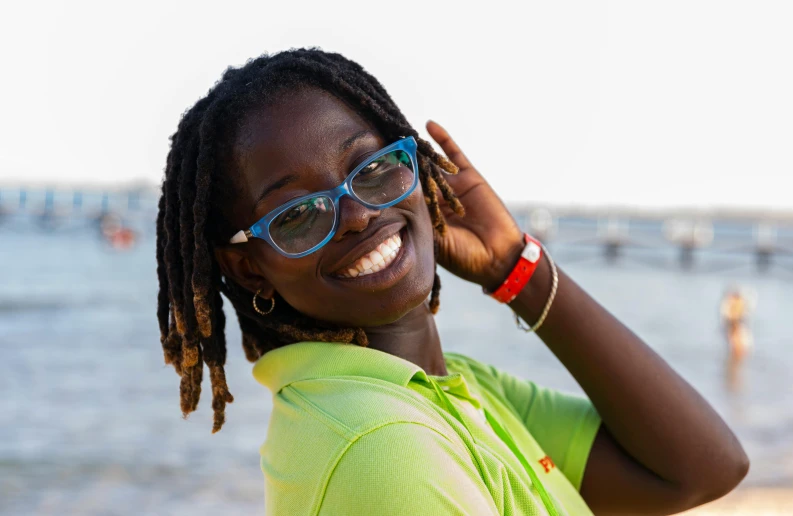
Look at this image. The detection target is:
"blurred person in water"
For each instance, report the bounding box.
[721,287,754,362]
[153,48,748,515]
[721,287,754,392]
[99,213,137,250]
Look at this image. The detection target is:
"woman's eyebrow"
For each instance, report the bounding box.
[253,174,299,214]
[340,130,376,152]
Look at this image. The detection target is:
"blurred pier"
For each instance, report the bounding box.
[0,185,155,216]
[1,185,792,274]
[0,184,158,232]
[511,204,793,274]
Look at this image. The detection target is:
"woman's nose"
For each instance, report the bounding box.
[332,196,381,241]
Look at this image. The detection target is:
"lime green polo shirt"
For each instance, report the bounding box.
[253,341,600,515]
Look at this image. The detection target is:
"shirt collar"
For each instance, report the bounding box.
[252,341,431,393]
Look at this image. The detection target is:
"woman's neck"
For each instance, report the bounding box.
[362,302,448,377]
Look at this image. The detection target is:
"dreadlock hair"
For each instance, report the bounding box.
[156,48,465,433]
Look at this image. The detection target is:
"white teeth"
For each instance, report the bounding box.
[337,232,403,278]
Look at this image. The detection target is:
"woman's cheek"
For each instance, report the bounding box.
[259,252,318,294]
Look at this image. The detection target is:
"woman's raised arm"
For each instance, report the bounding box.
[425,120,749,515]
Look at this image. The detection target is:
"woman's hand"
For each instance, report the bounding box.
[426,121,525,291]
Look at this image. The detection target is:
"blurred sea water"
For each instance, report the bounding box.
[2,207,793,515]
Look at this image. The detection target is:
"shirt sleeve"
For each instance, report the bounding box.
[317,422,498,516]
[488,364,601,491]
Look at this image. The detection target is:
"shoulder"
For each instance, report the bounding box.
[261,377,469,515]
[273,375,457,439]
[317,422,497,515]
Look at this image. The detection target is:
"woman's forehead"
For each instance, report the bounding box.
[229,87,386,213]
[234,88,381,161]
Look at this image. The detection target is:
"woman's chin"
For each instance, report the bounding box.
[298,265,436,329]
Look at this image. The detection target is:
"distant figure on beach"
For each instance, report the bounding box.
[99,213,137,250]
[721,287,754,392]
[721,288,753,362]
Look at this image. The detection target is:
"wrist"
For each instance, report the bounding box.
[482,233,527,292]
[508,252,553,321]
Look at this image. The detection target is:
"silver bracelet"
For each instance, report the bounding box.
[515,243,559,333]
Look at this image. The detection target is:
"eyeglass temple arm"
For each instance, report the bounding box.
[230,229,253,244]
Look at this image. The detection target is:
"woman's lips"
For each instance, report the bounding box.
[330,227,414,292]
[335,232,402,278]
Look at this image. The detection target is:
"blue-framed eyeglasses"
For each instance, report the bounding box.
[229,136,419,258]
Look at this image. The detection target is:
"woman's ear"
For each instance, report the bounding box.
[214,245,275,299]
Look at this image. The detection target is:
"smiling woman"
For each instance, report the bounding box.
[155,48,748,515]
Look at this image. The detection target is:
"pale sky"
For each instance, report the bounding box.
[1,0,791,210]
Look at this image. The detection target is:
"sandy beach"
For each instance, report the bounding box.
[683,488,793,515]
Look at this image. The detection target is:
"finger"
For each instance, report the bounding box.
[426,120,473,171]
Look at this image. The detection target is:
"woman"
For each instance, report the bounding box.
[156,49,748,515]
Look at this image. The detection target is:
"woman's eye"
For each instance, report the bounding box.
[283,204,307,222]
[360,161,380,175]
[359,158,388,176]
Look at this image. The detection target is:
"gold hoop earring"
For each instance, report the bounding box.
[253,289,275,315]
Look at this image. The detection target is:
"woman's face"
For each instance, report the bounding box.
[218,87,437,327]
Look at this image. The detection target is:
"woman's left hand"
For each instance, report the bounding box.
[425,121,525,291]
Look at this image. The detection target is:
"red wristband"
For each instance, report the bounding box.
[487,234,543,303]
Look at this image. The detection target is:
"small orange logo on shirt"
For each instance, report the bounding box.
[538,455,555,473]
